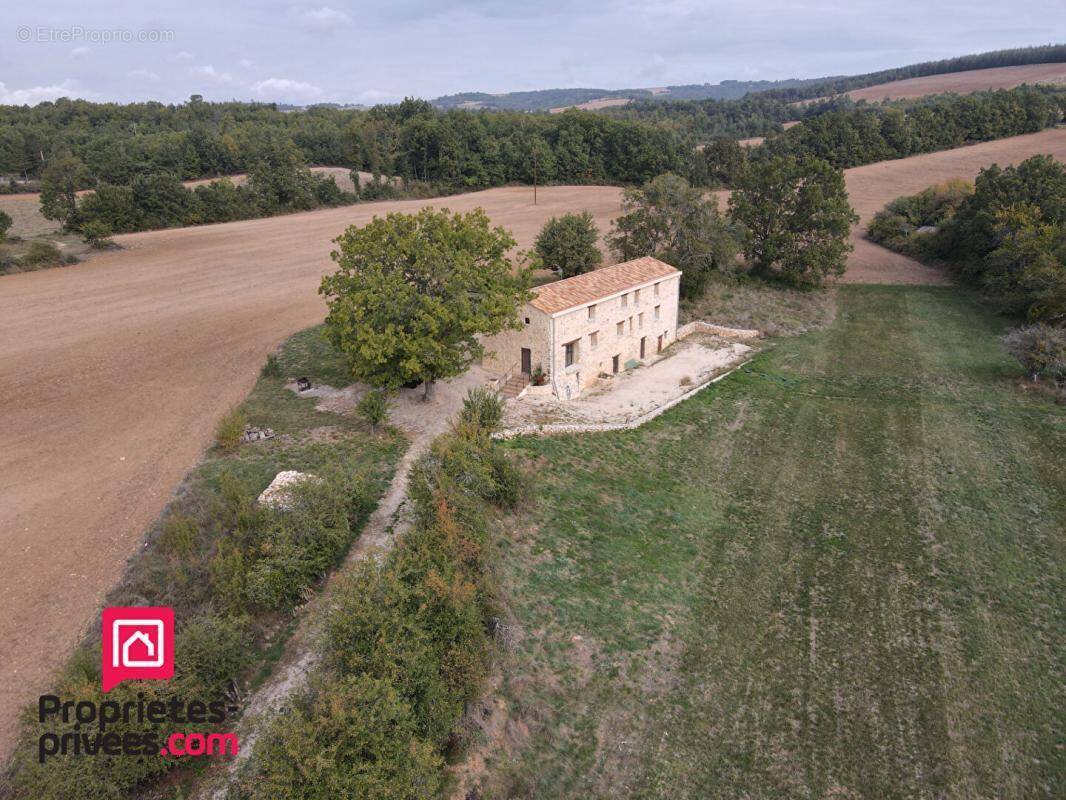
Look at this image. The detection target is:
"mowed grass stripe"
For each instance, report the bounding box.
[490,285,1063,799]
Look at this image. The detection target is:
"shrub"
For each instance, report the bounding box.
[235,675,443,800]
[214,406,247,452]
[355,389,391,432]
[80,220,114,249]
[260,353,282,379]
[0,208,11,242]
[173,614,252,696]
[19,240,64,268]
[1002,324,1066,384]
[158,511,199,557]
[457,386,504,432]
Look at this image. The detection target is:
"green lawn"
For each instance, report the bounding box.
[482,285,1064,799]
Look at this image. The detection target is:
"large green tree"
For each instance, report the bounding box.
[534,211,602,278]
[729,155,858,285]
[607,173,737,298]
[39,152,89,228]
[321,207,532,398]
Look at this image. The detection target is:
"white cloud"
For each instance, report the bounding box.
[190,64,239,85]
[354,88,398,105]
[171,50,194,61]
[292,5,352,30]
[239,58,255,68]
[0,80,95,105]
[69,46,90,59]
[129,69,161,82]
[253,77,324,101]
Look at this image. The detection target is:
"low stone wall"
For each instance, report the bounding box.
[493,359,752,440]
[677,320,760,340]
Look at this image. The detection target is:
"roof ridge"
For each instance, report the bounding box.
[530,256,680,315]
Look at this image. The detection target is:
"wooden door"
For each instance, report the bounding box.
[520,347,531,374]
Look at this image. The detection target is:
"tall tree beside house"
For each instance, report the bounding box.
[320,207,532,399]
[534,212,603,278]
[39,151,90,229]
[607,173,738,298]
[729,154,858,286]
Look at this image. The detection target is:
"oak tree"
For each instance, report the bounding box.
[320,207,532,399]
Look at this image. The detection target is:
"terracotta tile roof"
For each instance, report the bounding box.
[530,256,680,314]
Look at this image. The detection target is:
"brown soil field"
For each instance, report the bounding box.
[0,128,1063,758]
[839,128,1066,282]
[0,185,624,758]
[800,62,1066,105]
[550,97,633,113]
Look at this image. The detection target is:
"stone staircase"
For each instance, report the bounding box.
[500,372,530,399]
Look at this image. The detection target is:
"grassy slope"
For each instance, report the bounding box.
[487,285,1064,799]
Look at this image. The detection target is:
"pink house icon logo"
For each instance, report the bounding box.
[101,607,174,692]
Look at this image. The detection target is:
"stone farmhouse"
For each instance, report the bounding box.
[483,256,682,398]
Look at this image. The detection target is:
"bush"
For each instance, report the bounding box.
[80,220,114,249]
[214,406,247,452]
[1002,324,1066,384]
[235,675,443,800]
[158,511,199,557]
[0,208,11,242]
[457,386,504,432]
[19,240,64,268]
[260,353,282,379]
[355,389,391,432]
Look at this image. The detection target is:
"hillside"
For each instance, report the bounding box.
[432,44,1066,112]
[432,77,830,111]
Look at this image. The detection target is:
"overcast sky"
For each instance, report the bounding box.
[3,1,1063,106]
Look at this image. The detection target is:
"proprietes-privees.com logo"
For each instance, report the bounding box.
[36,606,240,763]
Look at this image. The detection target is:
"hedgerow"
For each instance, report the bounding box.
[233,389,518,799]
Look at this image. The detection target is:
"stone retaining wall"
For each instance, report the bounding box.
[493,359,752,440]
[677,320,761,340]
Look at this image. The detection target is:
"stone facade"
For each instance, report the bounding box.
[482,259,682,399]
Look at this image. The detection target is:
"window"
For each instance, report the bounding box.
[621,293,628,308]
[524,316,530,325]
[654,305,661,321]
[654,282,660,297]
[628,316,634,333]
[616,321,624,337]
[638,312,644,329]
[634,289,641,303]
[564,340,578,367]
[588,304,596,321]
[589,330,598,348]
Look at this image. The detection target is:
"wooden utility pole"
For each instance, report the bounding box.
[532,145,537,206]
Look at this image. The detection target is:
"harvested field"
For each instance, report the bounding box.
[840,128,1066,283]
[846,62,1066,102]
[0,184,623,758]
[0,129,1063,757]
[0,194,60,237]
[550,97,632,113]
[799,62,1066,105]
[715,128,1066,284]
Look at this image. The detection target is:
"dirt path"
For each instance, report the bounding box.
[1,129,1064,760]
[0,185,624,759]
[192,368,488,798]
